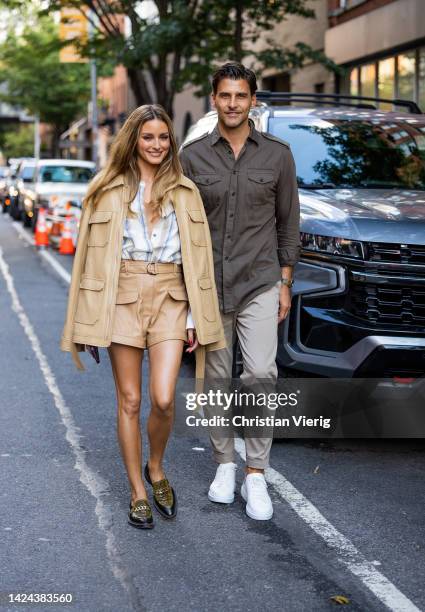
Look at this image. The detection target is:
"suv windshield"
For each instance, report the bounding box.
[269,117,425,189]
[19,166,35,181]
[39,165,94,184]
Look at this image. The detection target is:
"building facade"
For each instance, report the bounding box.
[260,0,333,94]
[257,0,425,111]
[326,0,425,108]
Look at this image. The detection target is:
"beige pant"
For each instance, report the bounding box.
[205,283,280,469]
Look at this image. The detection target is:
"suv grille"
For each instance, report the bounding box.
[349,281,425,327]
[367,242,425,265]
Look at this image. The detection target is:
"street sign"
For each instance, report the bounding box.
[59,7,89,63]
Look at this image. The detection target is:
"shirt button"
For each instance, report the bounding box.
[225,256,229,261]
[229,213,234,218]
[232,170,236,174]
[231,192,235,196]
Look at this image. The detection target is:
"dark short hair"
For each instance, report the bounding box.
[212,62,257,95]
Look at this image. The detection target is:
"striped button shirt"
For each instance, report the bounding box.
[122,181,194,329]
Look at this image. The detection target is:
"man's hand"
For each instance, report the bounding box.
[278,285,292,323]
[186,329,199,353]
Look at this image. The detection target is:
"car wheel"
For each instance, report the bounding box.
[31,210,38,233]
[22,212,31,228]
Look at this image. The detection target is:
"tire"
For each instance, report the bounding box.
[31,209,38,233]
[22,211,31,228]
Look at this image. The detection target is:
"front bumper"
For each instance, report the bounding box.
[277,258,425,377]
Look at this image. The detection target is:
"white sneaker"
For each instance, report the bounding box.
[241,473,273,520]
[208,462,237,504]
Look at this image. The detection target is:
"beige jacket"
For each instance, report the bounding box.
[60,173,226,377]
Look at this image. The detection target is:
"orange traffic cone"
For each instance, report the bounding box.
[59,215,75,255]
[35,207,49,248]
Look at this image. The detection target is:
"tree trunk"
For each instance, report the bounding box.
[51,125,63,158]
[234,0,243,62]
[127,67,154,107]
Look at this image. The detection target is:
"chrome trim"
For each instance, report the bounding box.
[279,330,425,377]
[349,270,425,286]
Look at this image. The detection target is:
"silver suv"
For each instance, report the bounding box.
[183,93,425,379]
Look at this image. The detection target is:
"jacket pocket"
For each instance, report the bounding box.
[187,209,207,247]
[88,211,112,247]
[75,276,105,325]
[198,277,216,322]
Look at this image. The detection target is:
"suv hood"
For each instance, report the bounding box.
[300,188,425,245]
[36,182,89,197]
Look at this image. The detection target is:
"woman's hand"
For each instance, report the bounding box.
[185,329,199,353]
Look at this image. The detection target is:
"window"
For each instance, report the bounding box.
[269,117,425,189]
[378,58,395,109]
[419,48,425,111]
[339,0,367,9]
[360,64,376,98]
[349,49,424,110]
[350,68,360,97]
[397,52,416,100]
[39,165,94,184]
[19,166,35,182]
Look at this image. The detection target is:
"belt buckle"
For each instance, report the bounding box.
[147,262,157,275]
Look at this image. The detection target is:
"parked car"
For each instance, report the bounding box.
[18,159,96,229]
[183,93,425,379]
[0,166,10,212]
[9,158,36,221]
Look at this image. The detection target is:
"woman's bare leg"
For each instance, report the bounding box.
[147,340,184,481]
[108,343,147,504]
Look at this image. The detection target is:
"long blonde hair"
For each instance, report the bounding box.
[85,104,182,212]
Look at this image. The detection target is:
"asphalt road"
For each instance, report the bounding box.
[0,212,424,612]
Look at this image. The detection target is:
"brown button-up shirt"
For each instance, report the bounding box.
[180,121,300,313]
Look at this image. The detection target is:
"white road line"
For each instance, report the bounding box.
[235,437,421,612]
[10,217,422,612]
[0,246,141,610]
[12,221,71,284]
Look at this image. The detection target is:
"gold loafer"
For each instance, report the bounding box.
[144,463,177,519]
[128,498,154,529]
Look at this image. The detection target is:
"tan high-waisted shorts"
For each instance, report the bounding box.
[111,260,189,349]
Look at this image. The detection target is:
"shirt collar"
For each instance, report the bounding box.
[210,118,259,146]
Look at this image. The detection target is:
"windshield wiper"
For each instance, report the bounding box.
[356,182,403,189]
[299,182,337,189]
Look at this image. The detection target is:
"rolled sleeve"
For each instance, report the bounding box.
[275,149,300,267]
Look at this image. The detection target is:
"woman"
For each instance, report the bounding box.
[61,105,225,530]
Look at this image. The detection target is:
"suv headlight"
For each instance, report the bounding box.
[301,233,364,259]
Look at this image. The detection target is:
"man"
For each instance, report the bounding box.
[180,62,300,521]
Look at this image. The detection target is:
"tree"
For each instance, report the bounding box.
[0,15,91,155]
[38,0,338,118]
[0,124,34,159]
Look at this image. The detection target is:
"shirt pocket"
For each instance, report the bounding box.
[194,174,223,210]
[88,210,113,247]
[247,171,275,205]
[187,209,207,247]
